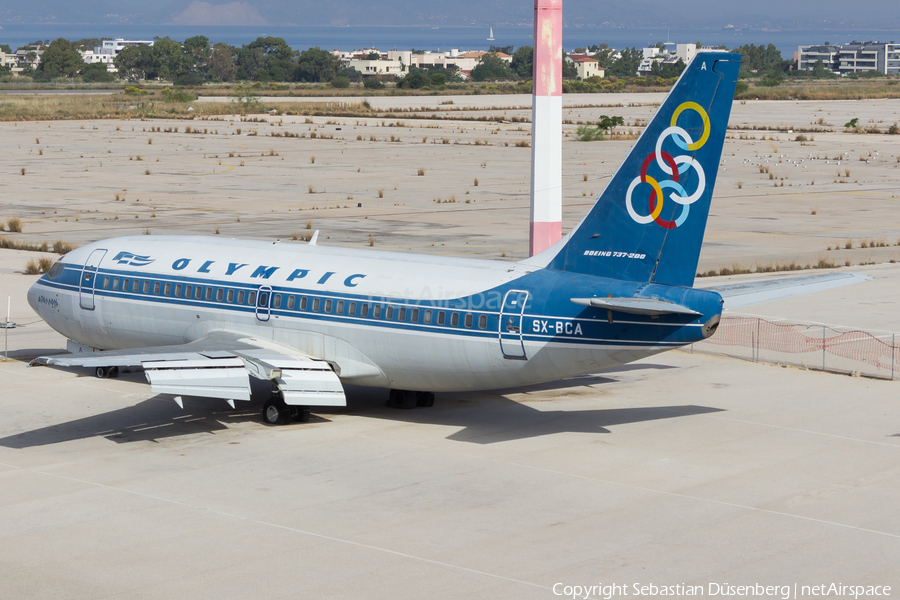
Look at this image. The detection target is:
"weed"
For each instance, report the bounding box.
[583,174,588,181]
[148,138,152,145]
[20,168,25,176]
[310,156,315,164]
[6,217,22,232]
[474,178,479,186]
[515,140,530,148]
[737,181,743,189]
[308,186,314,194]
[811,208,817,215]
[845,239,853,249]
[417,168,426,176]
[845,168,851,177]
[306,220,312,229]
[53,240,74,254]
[367,234,376,246]
[378,190,384,198]
[144,169,150,175]
[214,227,220,234]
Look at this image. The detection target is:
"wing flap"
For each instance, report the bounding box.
[143,358,251,401]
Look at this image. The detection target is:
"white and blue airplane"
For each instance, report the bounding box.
[27,53,865,425]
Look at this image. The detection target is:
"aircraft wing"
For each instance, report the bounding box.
[29,331,346,407]
[700,272,871,309]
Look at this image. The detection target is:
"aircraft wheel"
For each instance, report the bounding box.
[416,392,435,408]
[262,398,290,425]
[292,407,311,423]
[95,366,108,379]
[386,389,416,409]
[108,366,120,379]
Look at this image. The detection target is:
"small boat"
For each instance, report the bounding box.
[487,27,495,41]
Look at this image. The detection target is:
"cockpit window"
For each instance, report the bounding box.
[46,262,66,280]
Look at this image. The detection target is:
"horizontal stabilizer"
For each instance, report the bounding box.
[571,297,701,316]
[701,272,871,309]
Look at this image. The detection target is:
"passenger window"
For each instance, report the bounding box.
[194,286,202,299]
[464,313,473,328]
[153,282,160,294]
[312,298,320,312]
[398,307,406,321]
[237,290,245,304]
[386,306,394,320]
[360,303,369,317]
[134,280,141,293]
[259,292,269,307]
[103,277,110,289]
[205,287,212,300]
[143,281,150,294]
[287,295,295,309]
[216,288,224,302]
[248,291,257,305]
[348,302,356,316]
[478,315,488,329]
[175,284,182,297]
[450,313,459,327]
[226,289,234,303]
[424,309,432,324]
[324,299,333,313]
[337,300,344,314]
[411,309,419,322]
[185,285,192,298]
[112,278,119,291]
[123,278,129,290]
[373,305,382,318]
[437,311,445,326]
[164,283,172,296]
[300,296,308,310]
[273,294,282,308]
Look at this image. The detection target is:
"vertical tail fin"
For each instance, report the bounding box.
[538,53,741,287]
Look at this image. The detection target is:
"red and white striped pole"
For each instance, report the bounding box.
[529,0,563,256]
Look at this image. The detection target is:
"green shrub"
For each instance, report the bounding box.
[330,76,351,89]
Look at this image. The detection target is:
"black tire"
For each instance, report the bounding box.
[386,389,417,409]
[416,392,435,408]
[95,366,108,379]
[262,398,290,425]
[108,366,120,379]
[292,407,311,423]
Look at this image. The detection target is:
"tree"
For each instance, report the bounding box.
[114,44,154,80]
[237,37,294,81]
[0,44,11,53]
[39,38,83,77]
[151,37,187,81]
[398,67,429,89]
[208,43,237,82]
[511,46,533,78]
[331,76,351,88]
[365,51,380,60]
[337,67,363,82]
[429,72,446,86]
[607,47,642,77]
[81,62,115,82]
[489,45,514,55]
[470,53,517,81]
[295,47,341,82]
[575,115,624,141]
[650,59,686,79]
[182,35,211,79]
[812,58,837,79]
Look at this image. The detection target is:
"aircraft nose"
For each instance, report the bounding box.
[27,280,41,314]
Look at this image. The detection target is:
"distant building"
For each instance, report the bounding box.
[637,44,725,76]
[798,42,900,75]
[82,38,155,72]
[572,57,604,80]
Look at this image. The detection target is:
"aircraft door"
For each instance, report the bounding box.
[79,249,107,310]
[499,290,529,360]
[255,285,272,322]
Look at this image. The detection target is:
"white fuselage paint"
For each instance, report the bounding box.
[29,236,673,392]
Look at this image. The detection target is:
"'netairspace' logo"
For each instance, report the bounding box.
[626,101,711,230]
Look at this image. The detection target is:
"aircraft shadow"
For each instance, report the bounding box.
[1,364,716,448]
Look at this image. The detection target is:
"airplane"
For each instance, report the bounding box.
[26,53,867,425]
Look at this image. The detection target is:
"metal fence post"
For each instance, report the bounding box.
[822,325,826,372]
[756,318,761,363]
[893,334,896,381]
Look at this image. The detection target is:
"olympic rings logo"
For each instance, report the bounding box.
[625,101,711,229]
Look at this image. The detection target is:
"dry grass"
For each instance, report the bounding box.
[24,256,54,274]
[367,234,376,246]
[6,217,22,232]
[417,168,426,176]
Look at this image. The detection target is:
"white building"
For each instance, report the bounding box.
[798,42,900,75]
[345,59,404,77]
[82,38,155,72]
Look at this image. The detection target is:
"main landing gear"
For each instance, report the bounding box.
[94,366,119,379]
[261,397,311,426]
[386,390,435,409]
